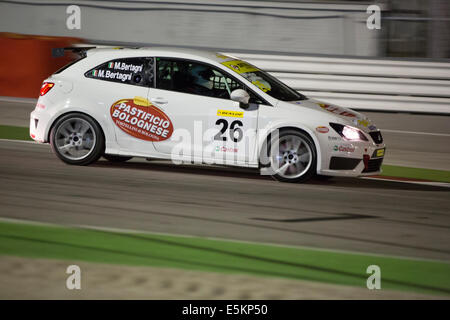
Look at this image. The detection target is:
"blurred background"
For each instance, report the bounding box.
[1,0,449,58]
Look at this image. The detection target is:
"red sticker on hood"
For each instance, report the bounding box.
[318,103,356,117]
[110,97,173,142]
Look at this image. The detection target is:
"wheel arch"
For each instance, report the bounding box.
[46,110,107,144]
[257,124,323,173]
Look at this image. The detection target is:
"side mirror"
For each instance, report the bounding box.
[230,89,250,109]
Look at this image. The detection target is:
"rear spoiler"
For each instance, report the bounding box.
[51,46,96,58]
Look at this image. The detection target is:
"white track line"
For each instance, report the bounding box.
[362,176,450,188]
[0,96,37,104]
[381,129,450,137]
[0,138,38,144]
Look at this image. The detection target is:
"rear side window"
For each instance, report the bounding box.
[85,57,154,87]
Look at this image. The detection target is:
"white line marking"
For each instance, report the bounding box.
[381,129,450,137]
[0,96,37,104]
[362,177,450,188]
[0,217,448,264]
[0,139,39,144]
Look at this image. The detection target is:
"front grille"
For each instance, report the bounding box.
[362,158,383,173]
[329,157,361,170]
[369,131,383,144]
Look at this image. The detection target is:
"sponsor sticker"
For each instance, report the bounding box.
[316,126,329,133]
[221,60,259,74]
[215,146,238,153]
[110,97,173,142]
[318,103,356,118]
[251,80,270,92]
[217,109,244,118]
[333,145,355,153]
[376,148,385,157]
[354,119,370,127]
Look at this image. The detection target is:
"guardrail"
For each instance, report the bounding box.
[231,53,450,114]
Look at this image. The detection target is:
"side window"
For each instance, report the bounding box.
[85,57,154,87]
[156,58,263,104]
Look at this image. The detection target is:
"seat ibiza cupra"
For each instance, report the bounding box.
[30,47,385,182]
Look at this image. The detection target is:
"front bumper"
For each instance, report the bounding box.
[327,152,384,175]
[318,132,385,177]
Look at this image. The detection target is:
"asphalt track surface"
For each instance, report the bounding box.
[1,139,449,261]
[0,100,449,261]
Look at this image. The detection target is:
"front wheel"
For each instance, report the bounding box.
[50,113,104,165]
[266,130,317,183]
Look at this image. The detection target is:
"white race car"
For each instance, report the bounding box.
[30,47,385,182]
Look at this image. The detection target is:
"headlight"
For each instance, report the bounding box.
[329,123,368,141]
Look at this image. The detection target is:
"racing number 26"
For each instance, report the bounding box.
[214,119,243,143]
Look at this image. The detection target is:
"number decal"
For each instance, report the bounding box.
[230,120,243,143]
[214,119,243,142]
[214,119,228,141]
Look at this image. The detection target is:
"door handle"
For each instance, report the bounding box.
[150,97,168,105]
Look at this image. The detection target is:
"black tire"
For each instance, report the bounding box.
[263,129,317,183]
[50,113,105,166]
[103,154,133,162]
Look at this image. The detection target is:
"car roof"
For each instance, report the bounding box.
[86,46,240,64]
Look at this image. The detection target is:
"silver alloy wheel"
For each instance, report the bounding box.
[270,134,313,179]
[54,118,96,161]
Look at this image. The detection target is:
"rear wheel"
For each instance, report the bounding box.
[50,113,104,165]
[266,130,317,183]
[103,154,133,162]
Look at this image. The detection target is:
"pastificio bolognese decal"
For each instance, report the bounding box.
[110,96,173,142]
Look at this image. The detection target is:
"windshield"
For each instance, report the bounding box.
[220,58,306,101]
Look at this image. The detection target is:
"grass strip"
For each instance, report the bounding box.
[0,125,31,141]
[0,221,448,296]
[381,165,450,183]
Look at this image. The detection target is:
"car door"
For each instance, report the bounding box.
[84,56,156,155]
[150,58,263,166]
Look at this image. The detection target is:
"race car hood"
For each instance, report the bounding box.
[285,98,377,132]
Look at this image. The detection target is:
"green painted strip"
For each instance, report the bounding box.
[381,165,450,183]
[0,125,32,141]
[0,221,448,296]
